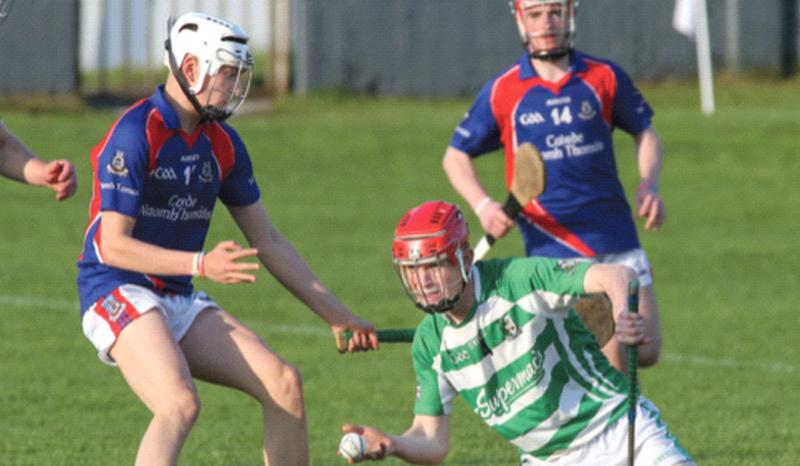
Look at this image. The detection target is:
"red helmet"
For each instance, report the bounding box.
[392,201,471,313]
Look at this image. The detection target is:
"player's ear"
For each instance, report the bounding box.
[464,248,474,266]
[180,55,200,86]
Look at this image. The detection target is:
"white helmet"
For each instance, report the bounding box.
[509,0,578,60]
[0,0,15,26]
[164,12,253,120]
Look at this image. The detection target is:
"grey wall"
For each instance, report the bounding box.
[294,0,797,96]
[0,0,80,94]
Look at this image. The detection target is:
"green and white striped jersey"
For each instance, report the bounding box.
[412,257,629,460]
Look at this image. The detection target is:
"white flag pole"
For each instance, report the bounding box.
[694,0,715,115]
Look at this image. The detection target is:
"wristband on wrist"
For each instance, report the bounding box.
[474,196,493,216]
[191,252,205,278]
[637,180,658,194]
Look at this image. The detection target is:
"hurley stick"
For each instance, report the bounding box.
[473,142,546,263]
[574,293,615,347]
[335,328,415,353]
[627,279,640,466]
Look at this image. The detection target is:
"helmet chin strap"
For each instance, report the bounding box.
[164,35,231,122]
[529,46,573,61]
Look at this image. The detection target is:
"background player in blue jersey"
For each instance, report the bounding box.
[0,0,77,201]
[442,0,665,371]
[338,201,693,465]
[77,13,377,466]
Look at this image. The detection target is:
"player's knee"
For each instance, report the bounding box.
[262,363,305,416]
[277,364,305,412]
[154,386,201,428]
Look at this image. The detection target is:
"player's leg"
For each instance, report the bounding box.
[519,396,694,465]
[179,307,309,466]
[633,397,695,465]
[82,286,201,466]
[110,310,200,466]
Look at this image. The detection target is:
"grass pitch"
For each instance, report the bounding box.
[1,79,798,465]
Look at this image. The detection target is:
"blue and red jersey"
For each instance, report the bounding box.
[450,51,653,258]
[77,86,260,312]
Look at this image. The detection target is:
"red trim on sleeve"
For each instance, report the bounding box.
[576,58,616,127]
[145,109,175,173]
[204,122,236,180]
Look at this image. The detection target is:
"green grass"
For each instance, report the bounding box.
[1,78,799,465]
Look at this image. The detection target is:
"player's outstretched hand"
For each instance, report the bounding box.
[477,200,515,239]
[204,240,260,284]
[636,181,664,231]
[614,310,648,346]
[333,315,379,353]
[339,424,393,463]
[41,159,78,201]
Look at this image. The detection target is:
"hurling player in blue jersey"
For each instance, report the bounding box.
[76,13,377,466]
[442,0,664,372]
[0,0,77,201]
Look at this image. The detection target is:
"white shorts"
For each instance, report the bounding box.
[520,397,693,466]
[564,248,654,287]
[81,284,219,365]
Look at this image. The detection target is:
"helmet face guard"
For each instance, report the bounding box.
[395,254,467,314]
[392,201,471,314]
[199,51,253,120]
[0,0,15,26]
[164,13,254,121]
[510,0,578,61]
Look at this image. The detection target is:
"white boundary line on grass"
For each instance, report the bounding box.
[3,294,798,374]
[661,353,800,375]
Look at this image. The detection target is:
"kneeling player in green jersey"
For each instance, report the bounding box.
[339,201,694,465]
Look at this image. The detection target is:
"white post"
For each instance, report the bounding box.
[271,0,291,96]
[724,0,740,74]
[695,0,715,115]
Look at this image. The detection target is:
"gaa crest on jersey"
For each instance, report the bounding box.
[107,150,129,177]
[578,100,596,120]
[101,295,126,322]
[519,112,545,126]
[199,161,214,183]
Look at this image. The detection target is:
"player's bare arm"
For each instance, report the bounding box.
[634,126,665,231]
[0,123,35,181]
[442,145,514,238]
[582,263,646,346]
[390,415,450,465]
[340,415,449,464]
[0,124,77,200]
[99,210,259,283]
[228,202,378,351]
